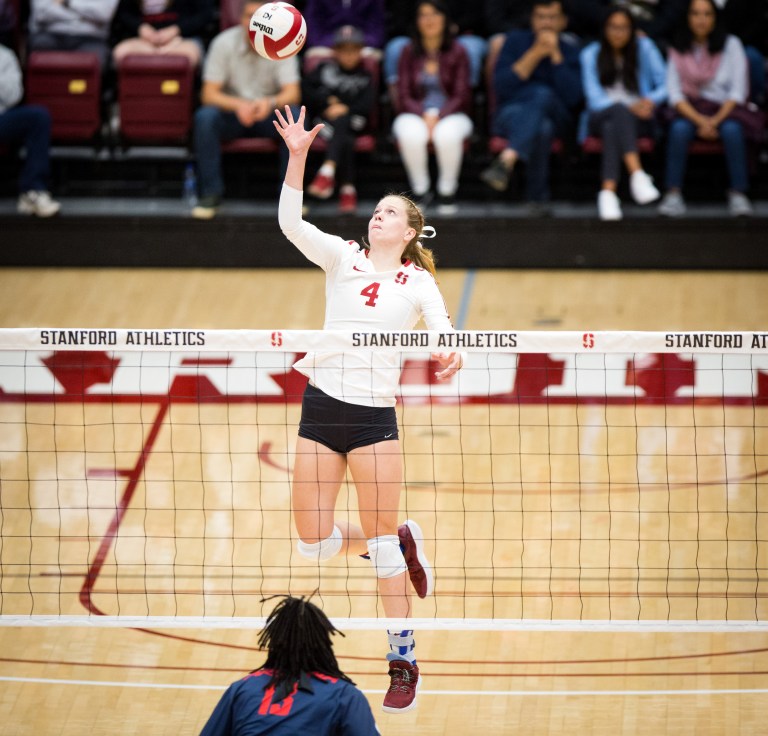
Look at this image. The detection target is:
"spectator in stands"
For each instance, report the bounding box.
[480,0,582,213]
[391,0,473,215]
[0,42,61,217]
[567,0,688,48]
[580,7,666,220]
[302,25,375,213]
[657,0,758,218]
[303,0,386,58]
[111,0,214,69]
[190,0,301,219]
[384,0,486,98]
[28,0,120,70]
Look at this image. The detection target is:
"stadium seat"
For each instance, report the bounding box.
[117,55,195,142]
[219,0,241,30]
[220,138,279,154]
[581,136,656,155]
[25,51,102,141]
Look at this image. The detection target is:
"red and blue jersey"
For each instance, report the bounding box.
[200,668,380,735]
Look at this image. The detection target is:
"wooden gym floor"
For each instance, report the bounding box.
[0,267,767,735]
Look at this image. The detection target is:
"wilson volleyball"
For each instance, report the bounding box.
[249,2,307,60]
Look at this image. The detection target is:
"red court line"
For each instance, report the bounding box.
[79,398,170,615]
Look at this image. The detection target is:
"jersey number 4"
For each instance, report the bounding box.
[360,282,381,307]
[361,273,408,307]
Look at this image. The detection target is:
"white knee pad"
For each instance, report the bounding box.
[367,535,407,579]
[297,525,342,562]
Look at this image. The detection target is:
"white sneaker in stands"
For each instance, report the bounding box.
[597,189,622,221]
[18,190,61,217]
[629,170,660,205]
[727,191,753,217]
[658,191,686,217]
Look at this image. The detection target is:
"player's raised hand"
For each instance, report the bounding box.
[274,105,324,156]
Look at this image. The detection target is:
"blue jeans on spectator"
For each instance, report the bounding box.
[0,104,53,192]
[664,116,749,193]
[493,84,573,201]
[384,34,487,87]
[193,105,299,199]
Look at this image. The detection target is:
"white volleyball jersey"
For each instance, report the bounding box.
[278,184,454,407]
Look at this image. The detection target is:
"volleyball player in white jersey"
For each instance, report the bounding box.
[274,105,462,714]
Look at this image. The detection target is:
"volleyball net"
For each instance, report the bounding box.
[0,328,766,631]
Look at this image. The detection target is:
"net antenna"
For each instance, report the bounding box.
[0,328,766,632]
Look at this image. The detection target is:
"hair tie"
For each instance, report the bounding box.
[420,226,436,239]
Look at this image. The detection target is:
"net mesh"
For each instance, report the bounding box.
[0,329,766,630]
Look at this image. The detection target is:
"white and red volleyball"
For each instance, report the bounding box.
[249,2,307,60]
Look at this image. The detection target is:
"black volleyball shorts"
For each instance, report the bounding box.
[298,383,399,454]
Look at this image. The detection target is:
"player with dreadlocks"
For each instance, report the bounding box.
[199,595,380,735]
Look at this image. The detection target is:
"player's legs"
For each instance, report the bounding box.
[347,441,411,618]
[349,440,423,713]
[292,436,367,554]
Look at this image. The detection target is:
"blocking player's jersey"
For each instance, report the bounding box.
[279,184,454,407]
[199,668,379,736]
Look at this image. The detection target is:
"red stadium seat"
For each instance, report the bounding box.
[118,54,195,142]
[25,51,102,141]
[581,135,656,154]
[220,138,279,154]
[219,0,242,30]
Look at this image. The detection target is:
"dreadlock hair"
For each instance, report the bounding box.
[597,8,639,94]
[362,193,438,279]
[256,594,355,693]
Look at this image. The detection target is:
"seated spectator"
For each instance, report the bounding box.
[567,0,687,48]
[384,0,487,95]
[28,0,120,70]
[658,0,760,218]
[303,0,386,59]
[480,0,582,211]
[302,25,376,213]
[391,0,473,215]
[580,7,666,220]
[111,0,214,69]
[0,42,61,217]
[190,0,300,219]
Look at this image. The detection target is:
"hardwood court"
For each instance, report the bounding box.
[1,268,767,735]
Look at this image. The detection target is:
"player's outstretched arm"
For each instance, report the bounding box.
[274,105,324,190]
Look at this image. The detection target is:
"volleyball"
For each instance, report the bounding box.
[248,2,307,60]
